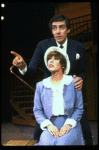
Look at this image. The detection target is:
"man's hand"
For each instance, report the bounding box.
[73,75,83,90]
[10,51,26,70]
[47,124,59,138]
[59,124,72,137]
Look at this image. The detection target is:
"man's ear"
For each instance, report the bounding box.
[67,29,70,34]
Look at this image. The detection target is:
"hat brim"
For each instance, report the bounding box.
[44,46,70,75]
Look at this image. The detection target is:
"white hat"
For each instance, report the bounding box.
[44,46,70,75]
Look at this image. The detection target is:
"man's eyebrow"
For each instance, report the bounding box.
[52,24,65,26]
[59,24,66,26]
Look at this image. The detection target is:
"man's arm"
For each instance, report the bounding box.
[22,43,44,80]
[11,42,44,80]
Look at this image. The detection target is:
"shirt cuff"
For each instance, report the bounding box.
[40,119,53,130]
[63,118,77,128]
[18,64,27,75]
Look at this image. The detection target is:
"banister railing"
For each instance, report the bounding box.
[69,23,89,35]
[10,65,44,91]
[10,66,35,91]
[10,64,44,126]
[68,18,97,46]
[69,14,92,37]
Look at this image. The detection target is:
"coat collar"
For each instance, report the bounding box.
[50,38,57,47]
[43,75,73,88]
[51,38,74,57]
[67,38,76,61]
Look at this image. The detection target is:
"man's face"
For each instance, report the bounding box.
[52,21,70,44]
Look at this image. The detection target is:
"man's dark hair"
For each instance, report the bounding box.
[49,14,70,31]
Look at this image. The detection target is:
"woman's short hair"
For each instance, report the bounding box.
[47,51,67,74]
[49,14,70,31]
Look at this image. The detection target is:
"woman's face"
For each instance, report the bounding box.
[47,56,63,73]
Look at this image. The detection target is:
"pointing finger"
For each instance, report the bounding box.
[10,51,20,57]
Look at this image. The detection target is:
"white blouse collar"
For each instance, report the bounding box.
[43,75,73,88]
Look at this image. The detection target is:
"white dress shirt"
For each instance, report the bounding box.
[56,38,68,54]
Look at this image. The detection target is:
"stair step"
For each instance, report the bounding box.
[12,115,36,126]
[11,90,34,93]
[20,107,33,109]
[11,98,33,102]
[14,102,33,108]
[11,95,34,98]
[3,140,36,146]
[15,101,33,103]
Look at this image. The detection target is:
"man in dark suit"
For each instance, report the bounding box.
[11,15,92,145]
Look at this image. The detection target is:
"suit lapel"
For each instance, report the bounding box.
[50,38,57,47]
[50,38,76,61]
[67,38,76,61]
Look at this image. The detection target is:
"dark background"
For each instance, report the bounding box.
[1,2,97,121]
[1,2,57,121]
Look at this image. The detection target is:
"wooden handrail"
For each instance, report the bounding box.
[10,66,35,91]
[69,18,97,36]
[68,23,89,35]
[70,14,91,21]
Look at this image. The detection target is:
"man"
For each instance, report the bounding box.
[11,15,92,145]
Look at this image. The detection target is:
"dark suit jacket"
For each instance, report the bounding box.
[24,38,87,82]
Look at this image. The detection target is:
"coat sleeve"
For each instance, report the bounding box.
[33,82,52,130]
[23,42,44,80]
[64,79,84,128]
[70,86,84,122]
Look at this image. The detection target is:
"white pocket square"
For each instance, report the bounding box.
[76,53,80,60]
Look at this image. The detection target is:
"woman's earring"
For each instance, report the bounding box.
[64,70,66,74]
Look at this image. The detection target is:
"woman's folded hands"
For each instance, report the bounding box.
[47,124,72,138]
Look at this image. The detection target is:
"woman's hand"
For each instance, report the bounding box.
[47,124,59,138]
[59,124,72,137]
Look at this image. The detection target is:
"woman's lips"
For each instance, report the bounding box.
[49,64,54,68]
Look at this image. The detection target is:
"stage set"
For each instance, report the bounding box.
[1,2,98,146]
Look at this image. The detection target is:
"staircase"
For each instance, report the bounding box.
[68,14,97,50]
[10,14,98,126]
[68,14,98,120]
[10,65,44,126]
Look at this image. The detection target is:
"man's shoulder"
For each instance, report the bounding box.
[38,38,54,45]
[68,38,84,47]
[37,38,56,51]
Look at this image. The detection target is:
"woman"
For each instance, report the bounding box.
[33,46,85,145]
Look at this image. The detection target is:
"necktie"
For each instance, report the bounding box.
[60,45,63,49]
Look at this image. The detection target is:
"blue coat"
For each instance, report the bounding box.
[24,38,87,81]
[33,76,83,126]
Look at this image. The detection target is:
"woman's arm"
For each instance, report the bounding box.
[70,87,84,122]
[64,80,84,128]
[33,82,52,130]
